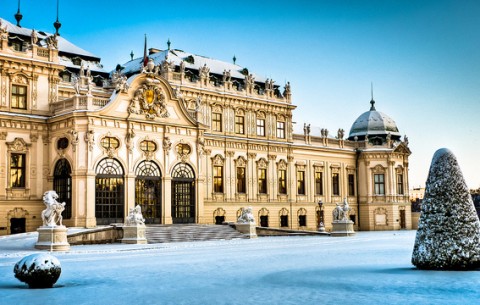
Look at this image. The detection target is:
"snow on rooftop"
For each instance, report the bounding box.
[0,17,99,59]
[122,49,268,83]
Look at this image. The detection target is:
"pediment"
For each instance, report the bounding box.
[394,142,411,155]
[98,74,199,128]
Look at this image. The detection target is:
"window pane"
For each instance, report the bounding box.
[258,169,267,193]
[237,167,245,193]
[10,153,26,187]
[278,169,287,194]
[214,165,223,193]
[277,121,285,139]
[315,172,323,195]
[257,119,265,136]
[235,116,244,134]
[297,171,305,195]
[332,173,339,195]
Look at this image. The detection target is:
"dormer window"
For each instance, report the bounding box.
[72,57,82,66]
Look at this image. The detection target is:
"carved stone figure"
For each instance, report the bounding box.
[46,34,58,49]
[41,190,66,227]
[72,76,80,94]
[112,71,128,93]
[0,20,9,40]
[283,81,291,95]
[333,198,350,221]
[125,205,145,226]
[200,63,210,78]
[338,128,345,140]
[163,136,172,151]
[31,29,38,45]
[237,207,255,223]
[179,60,185,74]
[84,130,95,151]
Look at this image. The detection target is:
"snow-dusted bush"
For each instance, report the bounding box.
[412,148,480,270]
[14,253,61,288]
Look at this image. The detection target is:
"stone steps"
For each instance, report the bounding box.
[145,224,248,243]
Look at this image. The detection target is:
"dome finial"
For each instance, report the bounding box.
[53,0,62,35]
[370,82,376,111]
[15,0,23,27]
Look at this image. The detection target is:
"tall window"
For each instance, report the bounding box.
[297,171,305,195]
[213,165,223,193]
[315,172,323,195]
[397,173,404,195]
[278,169,287,194]
[11,85,27,109]
[10,153,26,188]
[237,167,246,193]
[332,173,340,196]
[212,112,222,132]
[235,115,245,134]
[348,174,355,196]
[258,168,267,194]
[256,119,265,137]
[276,121,285,139]
[374,174,385,195]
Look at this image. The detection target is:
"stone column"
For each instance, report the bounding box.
[163,177,172,224]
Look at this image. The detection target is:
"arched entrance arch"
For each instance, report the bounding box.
[171,163,195,224]
[95,158,125,225]
[53,158,72,219]
[135,160,162,224]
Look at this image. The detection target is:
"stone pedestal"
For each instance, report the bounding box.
[121,225,147,244]
[235,223,257,238]
[331,221,356,237]
[35,226,70,251]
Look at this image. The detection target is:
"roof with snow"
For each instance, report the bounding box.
[121,49,269,84]
[348,100,401,140]
[0,17,107,74]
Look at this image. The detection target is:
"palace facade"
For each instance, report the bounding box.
[0,16,412,235]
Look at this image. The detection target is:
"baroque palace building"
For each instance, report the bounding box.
[0,15,412,235]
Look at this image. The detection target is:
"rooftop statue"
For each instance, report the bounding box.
[41,191,65,227]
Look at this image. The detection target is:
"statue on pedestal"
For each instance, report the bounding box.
[41,191,65,227]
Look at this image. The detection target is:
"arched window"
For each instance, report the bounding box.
[53,159,72,219]
[95,158,124,225]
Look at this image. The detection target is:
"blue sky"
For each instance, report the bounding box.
[2,0,480,188]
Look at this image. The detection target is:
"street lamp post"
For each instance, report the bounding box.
[317,200,325,232]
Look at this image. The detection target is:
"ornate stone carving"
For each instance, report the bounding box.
[125,125,135,153]
[0,131,7,140]
[7,138,29,152]
[84,130,95,151]
[69,129,79,152]
[111,71,129,93]
[41,191,65,227]
[125,205,145,226]
[237,207,255,223]
[212,154,224,166]
[129,79,169,119]
[175,142,191,162]
[163,137,172,151]
[333,198,351,221]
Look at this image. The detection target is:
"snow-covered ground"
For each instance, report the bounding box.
[1,230,479,305]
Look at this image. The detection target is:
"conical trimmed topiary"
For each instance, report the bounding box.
[412,148,480,270]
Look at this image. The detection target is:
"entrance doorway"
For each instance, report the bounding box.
[135,161,162,224]
[53,158,72,219]
[95,158,125,225]
[171,163,195,224]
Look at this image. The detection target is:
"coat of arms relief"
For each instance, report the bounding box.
[128,78,169,120]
